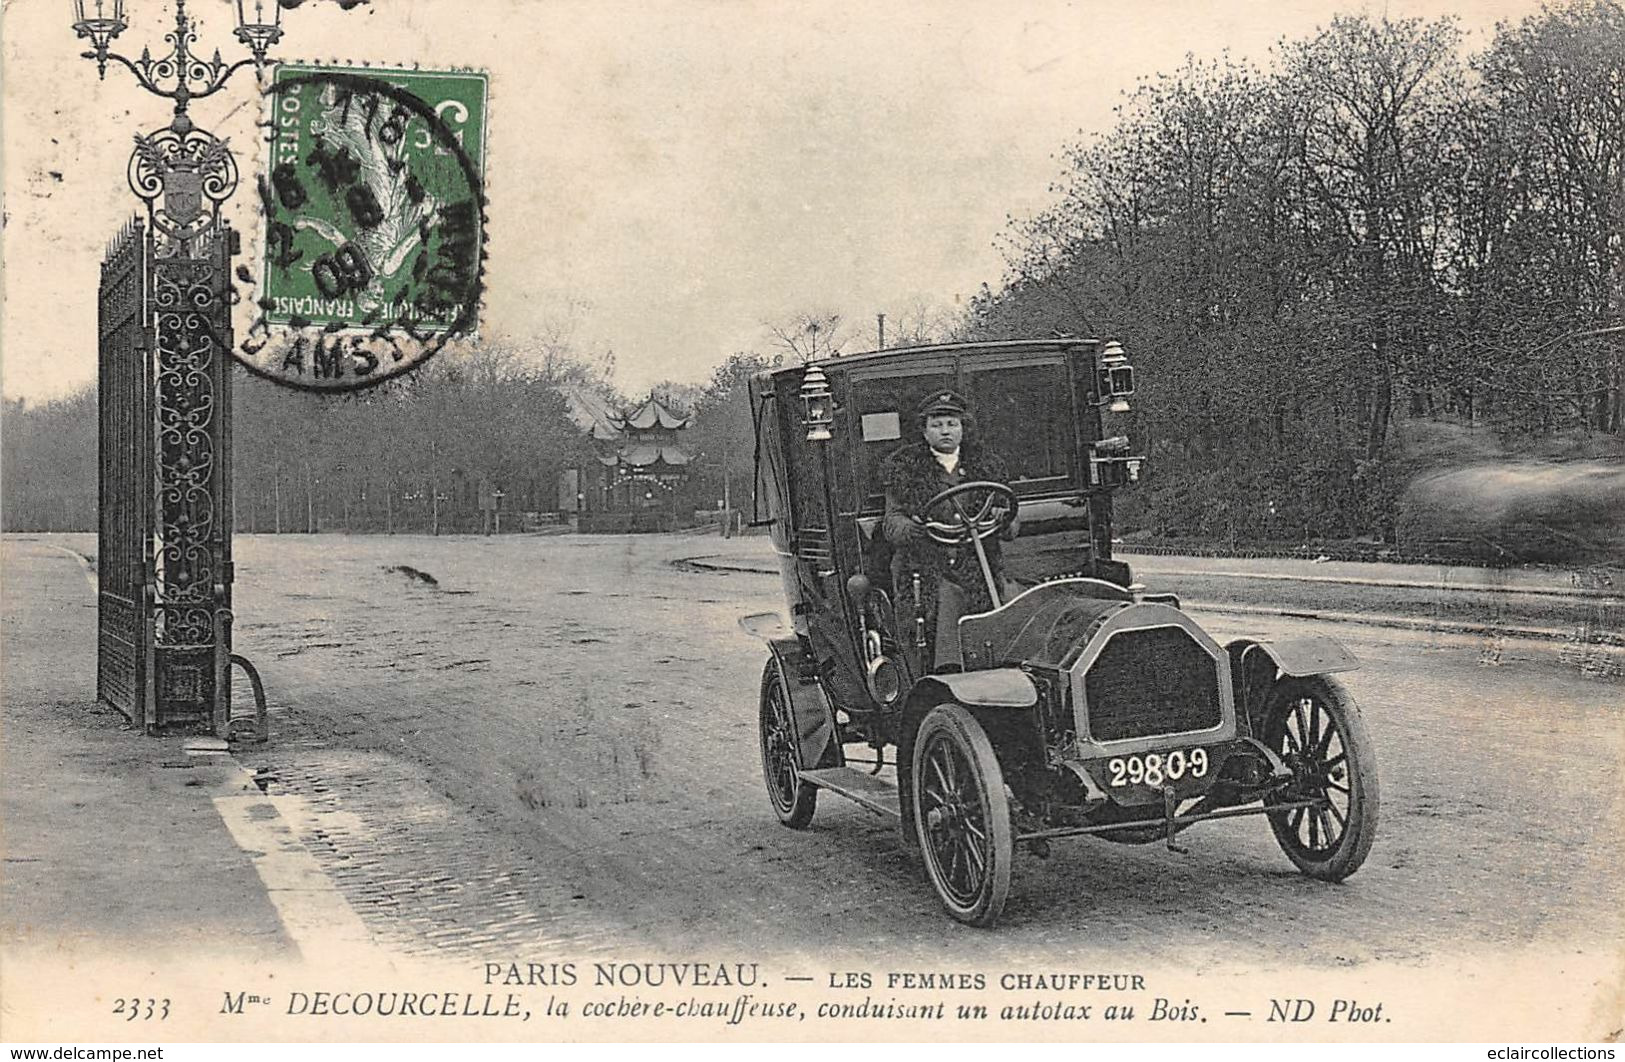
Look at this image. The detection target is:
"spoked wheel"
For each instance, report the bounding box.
[758,659,817,828]
[911,704,1013,926]
[1262,676,1379,881]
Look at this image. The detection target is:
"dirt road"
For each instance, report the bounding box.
[7,533,1623,971]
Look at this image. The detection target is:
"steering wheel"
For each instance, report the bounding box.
[920,480,1019,546]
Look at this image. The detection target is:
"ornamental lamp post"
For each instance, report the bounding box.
[232,0,286,59]
[71,0,296,257]
[73,0,285,122]
[70,0,127,73]
[74,0,296,736]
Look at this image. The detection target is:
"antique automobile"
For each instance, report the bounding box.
[739,339,1379,926]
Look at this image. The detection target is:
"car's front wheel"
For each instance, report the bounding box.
[1262,676,1379,881]
[911,704,1013,927]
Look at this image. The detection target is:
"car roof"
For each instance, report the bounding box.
[765,338,1101,380]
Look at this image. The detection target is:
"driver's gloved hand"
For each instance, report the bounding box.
[895,517,926,544]
[883,509,928,546]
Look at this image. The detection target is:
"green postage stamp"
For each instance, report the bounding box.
[252,64,488,388]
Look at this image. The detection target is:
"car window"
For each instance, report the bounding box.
[965,362,1072,484]
[851,371,956,510]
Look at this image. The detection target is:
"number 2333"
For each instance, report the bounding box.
[113,998,169,1021]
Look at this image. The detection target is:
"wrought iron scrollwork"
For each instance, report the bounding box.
[152,257,222,650]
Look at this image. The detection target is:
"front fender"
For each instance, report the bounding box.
[907,668,1038,713]
[1228,635,1360,677]
[1226,636,1360,735]
[762,635,838,771]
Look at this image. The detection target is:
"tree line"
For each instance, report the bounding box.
[227,346,608,535]
[6,2,1619,555]
[2,345,612,536]
[961,2,1623,549]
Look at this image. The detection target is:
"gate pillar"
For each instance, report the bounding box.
[149,232,236,732]
[79,0,280,737]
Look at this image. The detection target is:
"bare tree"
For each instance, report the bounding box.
[1279,15,1466,460]
[1470,0,1625,432]
[880,295,962,347]
[766,310,851,361]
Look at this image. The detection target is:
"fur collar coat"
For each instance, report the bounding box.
[880,440,1012,631]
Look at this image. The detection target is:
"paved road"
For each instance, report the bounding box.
[10,533,1624,974]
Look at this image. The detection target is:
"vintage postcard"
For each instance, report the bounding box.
[2,0,1621,1046]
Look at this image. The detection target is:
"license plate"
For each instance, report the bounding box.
[1105,748,1212,789]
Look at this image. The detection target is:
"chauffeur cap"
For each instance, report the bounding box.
[916,389,969,422]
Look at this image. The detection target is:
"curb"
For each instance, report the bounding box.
[1130,565,1622,602]
[675,554,1618,601]
[1173,600,1576,643]
[672,556,774,576]
[43,542,98,593]
[196,738,385,966]
[673,555,1609,645]
[25,536,383,968]
[1114,542,1621,570]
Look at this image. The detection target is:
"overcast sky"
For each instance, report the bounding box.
[2,0,1543,401]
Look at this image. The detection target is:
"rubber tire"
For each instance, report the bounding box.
[758,659,817,829]
[1262,676,1380,881]
[911,704,1014,927]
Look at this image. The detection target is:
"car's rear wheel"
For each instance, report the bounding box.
[912,704,1013,927]
[1262,676,1379,881]
[758,659,817,828]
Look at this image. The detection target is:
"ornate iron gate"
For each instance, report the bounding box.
[79,0,275,737]
[97,220,153,723]
[97,219,237,732]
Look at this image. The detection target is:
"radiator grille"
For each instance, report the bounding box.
[1083,626,1222,742]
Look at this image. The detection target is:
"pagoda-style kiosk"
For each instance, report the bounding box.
[563,392,692,533]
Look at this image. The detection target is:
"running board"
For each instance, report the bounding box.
[799,767,901,820]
